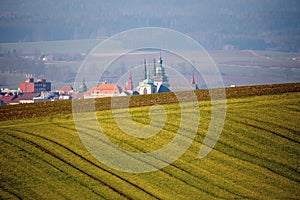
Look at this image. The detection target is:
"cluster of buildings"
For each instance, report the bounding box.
[0,55,199,106]
[0,77,88,106]
[84,55,198,99]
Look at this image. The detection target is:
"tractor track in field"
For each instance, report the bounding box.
[232,118,300,145]
[0,182,23,200]
[5,129,162,200]
[227,111,300,141]
[218,117,300,183]
[50,123,247,199]
[217,138,300,183]
[6,125,244,199]
[4,132,137,200]
[0,137,107,200]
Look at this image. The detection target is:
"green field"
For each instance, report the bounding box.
[0,90,300,199]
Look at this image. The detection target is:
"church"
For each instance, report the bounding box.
[136,54,171,95]
[83,53,199,98]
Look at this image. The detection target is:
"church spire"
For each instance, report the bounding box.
[126,72,133,91]
[79,78,87,92]
[191,71,199,90]
[147,67,151,80]
[153,58,156,76]
[159,50,163,65]
[191,71,195,85]
[144,59,147,79]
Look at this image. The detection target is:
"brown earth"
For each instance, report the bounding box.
[0,82,299,121]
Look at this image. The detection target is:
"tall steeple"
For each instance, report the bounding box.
[191,71,195,85]
[155,50,165,77]
[159,50,163,65]
[136,59,157,95]
[153,58,156,76]
[126,72,133,91]
[144,59,147,80]
[191,71,199,90]
[79,78,87,92]
[147,67,151,80]
[152,50,169,90]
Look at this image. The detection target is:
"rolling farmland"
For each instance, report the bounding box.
[0,85,300,199]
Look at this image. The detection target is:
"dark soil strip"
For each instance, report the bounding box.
[0,82,299,121]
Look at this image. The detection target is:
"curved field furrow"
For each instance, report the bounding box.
[4,129,161,200]
[3,132,132,200]
[40,118,236,198]
[56,118,251,199]
[229,115,300,145]
[65,123,223,198]
[215,123,300,183]
[8,113,242,198]
[0,138,104,200]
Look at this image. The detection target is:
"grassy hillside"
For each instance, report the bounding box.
[0,85,300,199]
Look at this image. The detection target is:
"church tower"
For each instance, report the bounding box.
[79,78,87,93]
[191,72,199,90]
[126,72,133,91]
[152,51,170,92]
[136,59,157,95]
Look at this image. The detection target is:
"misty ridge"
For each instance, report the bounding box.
[0,0,300,52]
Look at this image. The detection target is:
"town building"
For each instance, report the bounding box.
[78,79,88,93]
[84,82,122,99]
[126,72,133,92]
[152,54,170,93]
[58,85,73,95]
[19,93,40,104]
[190,72,199,90]
[0,92,44,105]
[20,77,51,93]
[0,94,18,105]
[136,65,157,95]
[136,54,170,95]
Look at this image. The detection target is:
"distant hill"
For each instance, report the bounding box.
[0,0,300,51]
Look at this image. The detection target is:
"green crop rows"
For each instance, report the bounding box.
[1,92,299,199]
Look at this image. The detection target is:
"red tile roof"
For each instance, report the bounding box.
[9,96,21,104]
[84,83,122,97]
[84,86,97,96]
[20,93,39,100]
[97,83,120,91]
[59,85,73,93]
[0,95,17,104]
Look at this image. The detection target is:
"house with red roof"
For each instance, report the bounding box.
[84,83,122,99]
[57,85,74,100]
[19,93,39,104]
[0,95,18,105]
[58,85,73,95]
